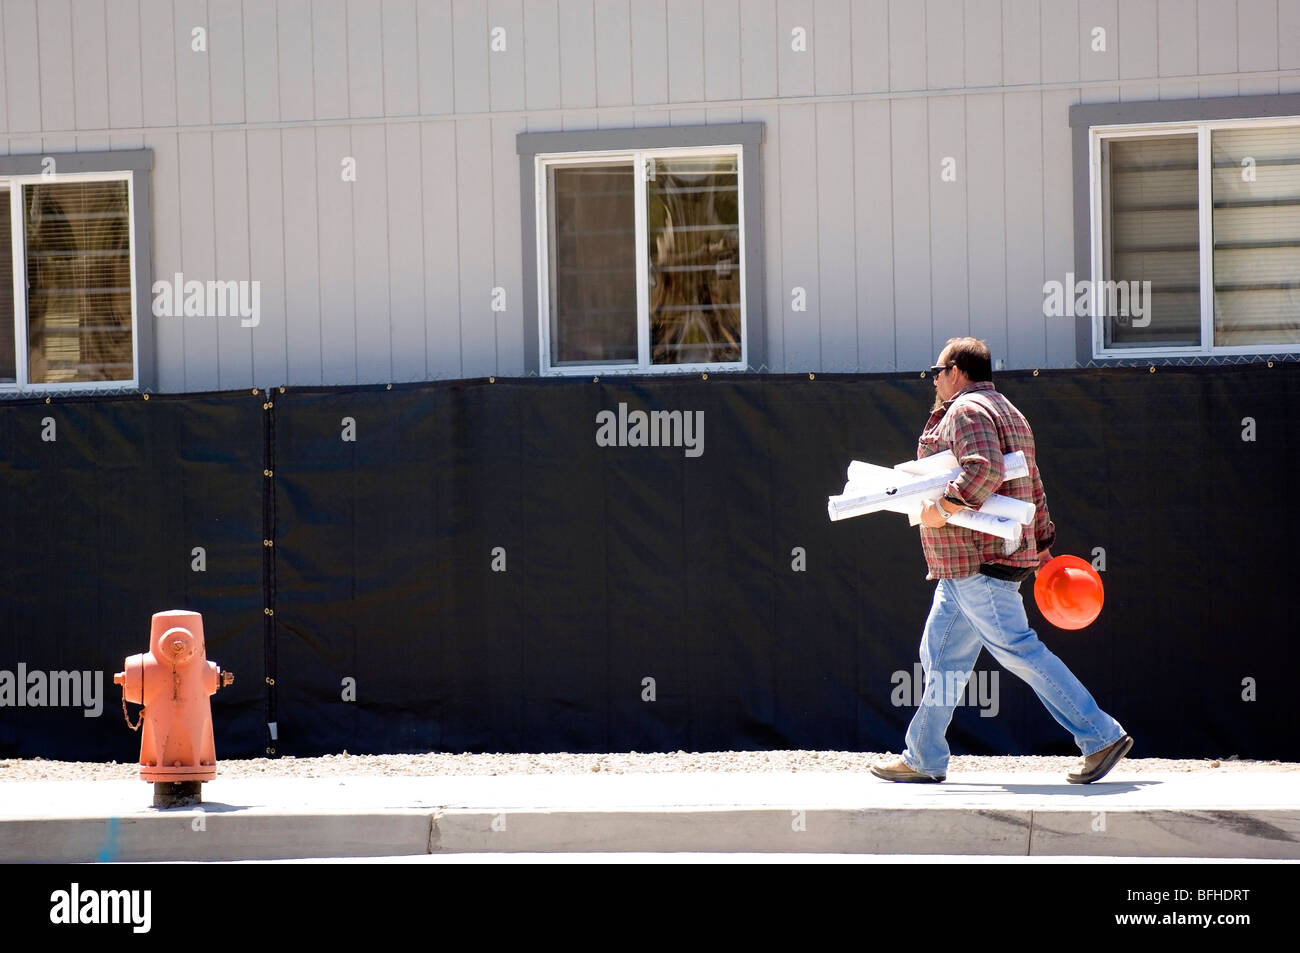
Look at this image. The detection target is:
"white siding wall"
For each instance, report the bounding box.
[3,0,1300,388]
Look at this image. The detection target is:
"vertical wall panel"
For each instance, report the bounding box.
[851,0,890,93]
[964,0,1003,88]
[597,109,637,128]
[174,0,211,126]
[385,123,426,382]
[282,126,322,384]
[347,0,386,117]
[492,118,525,376]
[853,99,895,370]
[740,0,778,100]
[452,1,488,113]
[594,0,634,106]
[965,94,1007,362]
[777,0,814,97]
[558,0,597,108]
[667,0,705,103]
[1119,0,1160,101]
[487,0,526,112]
[313,0,351,119]
[456,119,496,377]
[419,0,456,114]
[72,0,110,131]
[383,0,421,116]
[316,126,357,384]
[147,133,184,390]
[1159,0,1199,77]
[814,0,852,95]
[929,96,969,348]
[1199,0,1240,97]
[178,132,219,391]
[889,0,927,91]
[38,1,75,132]
[212,130,253,389]
[0,5,8,136]
[247,128,288,387]
[4,0,40,135]
[629,1,669,105]
[891,99,932,369]
[244,0,281,124]
[522,0,561,112]
[705,0,742,101]
[277,0,315,122]
[421,121,462,378]
[1040,0,1080,86]
[742,102,782,369]
[815,102,857,371]
[351,124,392,383]
[1042,89,1077,367]
[1079,0,1119,86]
[927,0,965,90]
[210,0,245,125]
[1282,0,1300,69]
[1002,91,1045,369]
[1238,0,1280,94]
[1000,0,1040,87]
[140,0,179,127]
[778,104,818,371]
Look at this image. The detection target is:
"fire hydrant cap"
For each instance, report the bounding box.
[1034,554,1104,630]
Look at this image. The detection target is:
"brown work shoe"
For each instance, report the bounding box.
[870,758,945,783]
[1067,734,1134,784]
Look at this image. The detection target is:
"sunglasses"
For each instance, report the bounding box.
[929,363,954,375]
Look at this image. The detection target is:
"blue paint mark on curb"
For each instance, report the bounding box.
[98,816,120,863]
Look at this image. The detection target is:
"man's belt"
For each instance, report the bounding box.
[978,562,1036,583]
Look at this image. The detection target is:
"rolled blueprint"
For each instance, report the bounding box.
[828,450,1035,545]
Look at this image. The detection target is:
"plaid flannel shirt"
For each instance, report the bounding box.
[917,381,1055,580]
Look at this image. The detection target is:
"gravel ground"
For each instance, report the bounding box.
[0,751,1295,782]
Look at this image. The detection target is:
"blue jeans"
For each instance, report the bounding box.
[901,573,1124,778]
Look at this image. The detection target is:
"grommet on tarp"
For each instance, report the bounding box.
[142,393,149,401]
[386,384,392,390]
[1148,366,1156,373]
[702,373,708,380]
[252,388,259,395]
[279,386,286,393]
[44,396,51,403]
[592,376,599,383]
[809,373,815,380]
[1032,369,1039,377]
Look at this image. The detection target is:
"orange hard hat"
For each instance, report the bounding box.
[1034,555,1104,630]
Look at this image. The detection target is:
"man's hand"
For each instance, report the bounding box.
[920,499,948,529]
[1035,548,1054,575]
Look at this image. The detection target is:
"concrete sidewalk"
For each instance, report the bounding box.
[1,771,1298,862]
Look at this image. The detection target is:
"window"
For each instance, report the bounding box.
[1,151,153,393]
[518,124,764,376]
[1075,97,1300,359]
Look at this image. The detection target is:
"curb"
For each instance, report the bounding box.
[4,806,1298,862]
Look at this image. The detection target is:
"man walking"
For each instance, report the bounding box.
[871,337,1132,784]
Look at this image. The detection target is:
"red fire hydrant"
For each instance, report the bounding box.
[114,610,234,807]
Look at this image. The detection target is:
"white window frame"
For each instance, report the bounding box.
[533,144,748,376]
[2,169,140,393]
[1089,115,1300,360]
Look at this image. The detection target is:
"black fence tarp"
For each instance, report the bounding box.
[0,366,1294,762]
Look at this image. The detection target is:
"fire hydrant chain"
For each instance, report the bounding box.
[121,696,145,732]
